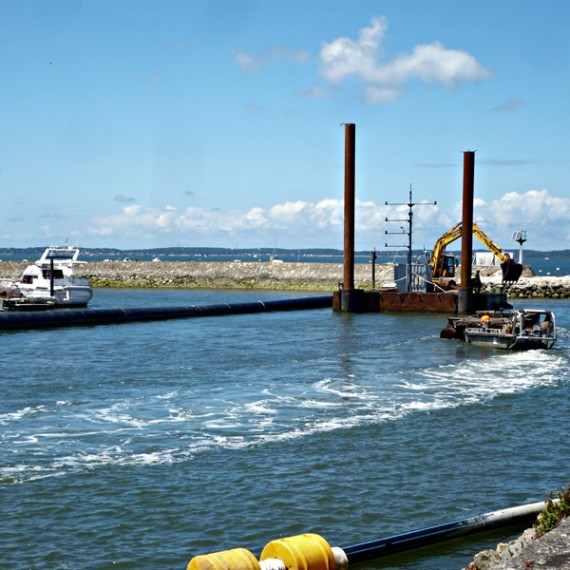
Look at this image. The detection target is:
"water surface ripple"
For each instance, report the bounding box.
[1,290,569,570]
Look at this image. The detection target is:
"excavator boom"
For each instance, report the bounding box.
[472,223,509,263]
[429,221,523,289]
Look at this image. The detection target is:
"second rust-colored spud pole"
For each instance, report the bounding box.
[343,123,355,291]
[459,151,475,314]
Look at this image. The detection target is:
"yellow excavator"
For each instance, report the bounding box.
[428,221,523,290]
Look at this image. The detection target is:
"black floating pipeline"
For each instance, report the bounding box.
[0,295,333,331]
[186,502,546,570]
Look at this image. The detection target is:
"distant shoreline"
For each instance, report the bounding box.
[1,247,569,269]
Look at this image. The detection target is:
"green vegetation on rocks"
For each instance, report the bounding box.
[534,484,570,537]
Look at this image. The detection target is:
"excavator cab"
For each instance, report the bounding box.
[433,253,456,280]
[441,254,456,278]
[427,253,458,291]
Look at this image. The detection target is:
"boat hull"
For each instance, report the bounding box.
[23,285,93,307]
[463,328,553,350]
[442,308,556,351]
[61,286,93,307]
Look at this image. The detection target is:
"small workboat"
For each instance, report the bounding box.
[441,309,556,350]
[0,246,93,309]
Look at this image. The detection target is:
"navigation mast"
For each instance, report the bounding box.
[385,185,436,292]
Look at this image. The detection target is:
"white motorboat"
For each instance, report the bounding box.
[11,246,93,307]
[441,309,556,350]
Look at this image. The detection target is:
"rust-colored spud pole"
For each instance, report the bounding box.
[343,123,355,291]
[458,151,475,314]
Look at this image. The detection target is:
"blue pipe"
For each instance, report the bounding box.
[0,295,332,331]
[342,501,545,563]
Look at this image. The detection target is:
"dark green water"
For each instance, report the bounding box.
[1,290,568,569]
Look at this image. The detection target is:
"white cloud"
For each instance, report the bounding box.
[299,86,330,100]
[268,46,310,64]
[86,190,568,251]
[364,86,400,104]
[320,16,390,84]
[233,46,309,72]
[233,51,260,72]
[269,200,308,225]
[475,189,570,237]
[432,189,570,250]
[319,16,491,104]
[244,207,269,227]
[89,199,384,247]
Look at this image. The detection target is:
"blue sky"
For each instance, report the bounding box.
[1,0,569,252]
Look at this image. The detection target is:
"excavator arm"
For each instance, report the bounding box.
[472,222,509,262]
[429,221,523,286]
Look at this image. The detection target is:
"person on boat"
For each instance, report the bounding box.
[470,271,482,293]
[480,314,491,328]
[540,315,553,336]
[522,315,537,335]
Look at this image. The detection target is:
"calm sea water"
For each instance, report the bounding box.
[1,290,569,570]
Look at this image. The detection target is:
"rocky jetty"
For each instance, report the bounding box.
[463,517,570,569]
[1,260,569,297]
[0,260,392,291]
[479,276,570,299]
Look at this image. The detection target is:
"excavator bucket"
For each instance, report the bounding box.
[501,262,523,284]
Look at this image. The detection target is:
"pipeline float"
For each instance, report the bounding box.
[187,501,546,570]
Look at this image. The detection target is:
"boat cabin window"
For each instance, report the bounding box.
[42,269,65,279]
[21,275,35,284]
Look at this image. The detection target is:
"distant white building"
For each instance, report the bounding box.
[473,252,514,266]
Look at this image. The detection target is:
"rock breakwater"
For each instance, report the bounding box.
[1,261,569,297]
[463,517,570,569]
[0,260,393,291]
[80,261,390,290]
[480,276,570,299]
